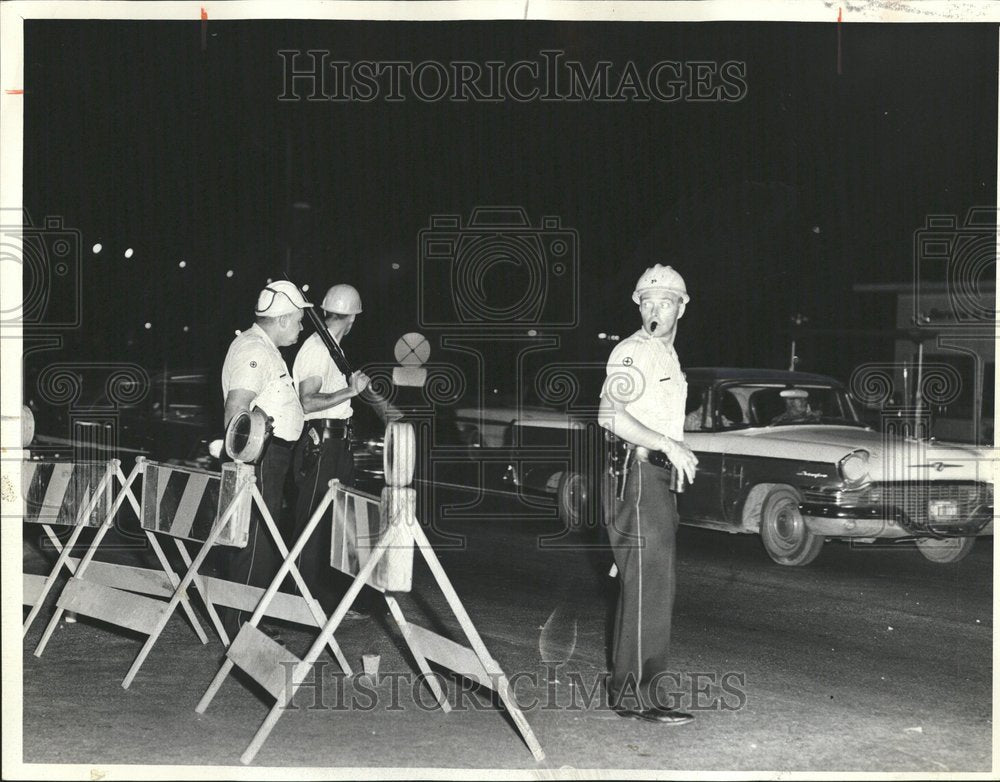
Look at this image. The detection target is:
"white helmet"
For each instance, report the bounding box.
[322,284,363,315]
[631,264,690,305]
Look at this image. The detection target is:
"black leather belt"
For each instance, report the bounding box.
[310,418,352,439]
[633,446,671,470]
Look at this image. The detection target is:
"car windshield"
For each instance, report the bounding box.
[714,382,864,430]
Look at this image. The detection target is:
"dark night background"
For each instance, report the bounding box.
[21,20,998,415]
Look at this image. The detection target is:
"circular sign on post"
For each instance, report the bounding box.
[394,332,431,367]
[383,421,416,487]
[225,408,270,463]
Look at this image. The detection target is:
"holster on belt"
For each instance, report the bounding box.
[606,432,635,501]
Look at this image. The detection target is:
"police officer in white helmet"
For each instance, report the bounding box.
[220,280,311,640]
[598,264,698,725]
[291,284,373,618]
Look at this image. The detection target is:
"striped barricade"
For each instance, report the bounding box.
[196,422,544,765]
[19,458,118,634]
[33,457,223,663]
[115,457,351,688]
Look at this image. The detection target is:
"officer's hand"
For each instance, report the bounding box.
[660,437,698,484]
[350,371,371,396]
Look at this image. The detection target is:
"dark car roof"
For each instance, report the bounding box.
[684,367,844,386]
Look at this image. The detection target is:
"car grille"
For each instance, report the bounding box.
[860,481,994,532]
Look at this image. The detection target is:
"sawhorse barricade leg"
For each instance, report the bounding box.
[196,481,353,718]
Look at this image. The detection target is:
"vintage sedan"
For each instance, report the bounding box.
[678,368,995,565]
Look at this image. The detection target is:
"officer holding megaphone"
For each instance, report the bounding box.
[218,280,312,641]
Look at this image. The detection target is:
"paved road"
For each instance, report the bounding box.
[19,489,994,774]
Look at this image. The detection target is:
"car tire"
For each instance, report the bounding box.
[759,486,823,566]
[557,471,589,531]
[915,536,975,564]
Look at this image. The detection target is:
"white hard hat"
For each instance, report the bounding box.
[631,264,690,305]
[255,281,313,317]
[322,284,363,315]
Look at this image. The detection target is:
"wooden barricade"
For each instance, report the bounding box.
[196,422,545,765]
[32,457,224,665]
[33,456,352,689]
[20,458,119,634]
[117,457,353,688]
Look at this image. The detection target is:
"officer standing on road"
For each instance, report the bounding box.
[292,284,373,617]
[598,264,699,725]
[220,280,311,639]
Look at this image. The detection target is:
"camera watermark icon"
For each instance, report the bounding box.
[913,208,997,328]
[418,207,579,330]
[0,209,83,331]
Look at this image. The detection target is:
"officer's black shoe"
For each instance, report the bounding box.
[613,707,694,725]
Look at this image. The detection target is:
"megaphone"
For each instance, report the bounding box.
[224,408,272,463]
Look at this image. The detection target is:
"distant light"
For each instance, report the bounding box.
[235,329,242,335]
[292,201,311,210]
[598,332,607,340]
[527,329,538,337]
[182,326,189,332]
[124,248,134,259]
[265,277,273,283]
[302,284,310,292]
[811,226,821,234]
[391,262,400,270]
[226,270,234,278]
[178,261,187,268]
[144,322,152,330]
[92,243,102,254]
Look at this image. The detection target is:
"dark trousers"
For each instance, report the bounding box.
[218,439,293,638]
[293,429,375,612]
[606,461,678,710]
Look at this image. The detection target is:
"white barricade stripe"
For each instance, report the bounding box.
[226,624,303,701]
[39,464,73,523]
[172,473,212,540]
[23,461,112,527]
[406,622,496,691]
[57,577,168,636]
[329,485,414,592]
[21,460,38,494]
[140,461,251,547]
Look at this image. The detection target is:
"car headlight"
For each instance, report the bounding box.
[837,449,870,486]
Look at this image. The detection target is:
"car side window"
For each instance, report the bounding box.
[684,385,709,432]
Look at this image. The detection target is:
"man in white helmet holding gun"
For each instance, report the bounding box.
[599,263,699,725]
[291,283,374,618]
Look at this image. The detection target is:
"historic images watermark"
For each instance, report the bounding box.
[281,662,749,713]
[278,50,748,103]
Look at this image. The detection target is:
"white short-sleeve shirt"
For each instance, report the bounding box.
[600,328,686,442]
[221,323,304,441]
[292,330,352,421]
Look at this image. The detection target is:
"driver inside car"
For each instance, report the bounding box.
[770,388,821,425]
